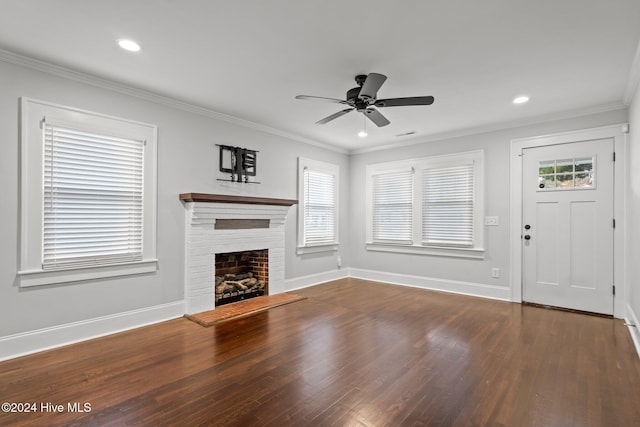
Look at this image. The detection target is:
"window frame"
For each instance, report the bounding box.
[18,97,158,287]
[297,157,339,254]
[365,150,485,259]
[370,164,415,244]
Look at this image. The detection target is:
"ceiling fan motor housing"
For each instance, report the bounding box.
[347,87,371,111]
[347,86,363,102]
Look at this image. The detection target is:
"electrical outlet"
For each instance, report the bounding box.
[491,268,500,278]
[337,255,342,268]
[485,216,499,226]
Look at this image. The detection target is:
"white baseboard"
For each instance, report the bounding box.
[626,304,640,360]
[284,268,349,292]
[0,301,185,362]
[349,268,511,301]
[0,269,509,362]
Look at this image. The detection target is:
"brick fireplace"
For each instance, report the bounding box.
[180,193,297,314]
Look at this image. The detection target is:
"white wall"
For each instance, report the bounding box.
[628,80,640,330]
[348,109,628,299]
[0,59,349,342]
[0,54,634,360]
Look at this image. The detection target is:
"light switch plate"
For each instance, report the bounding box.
[485,216,499,226]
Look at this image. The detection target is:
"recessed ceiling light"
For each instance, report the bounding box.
[117,39,141,52]
[358,130,368,138]
[513,95,530,104]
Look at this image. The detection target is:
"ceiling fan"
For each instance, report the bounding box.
[295,73,434,127]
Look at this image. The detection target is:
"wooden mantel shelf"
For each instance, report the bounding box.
[179,193,297,206]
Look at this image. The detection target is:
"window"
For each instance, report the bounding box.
[366,151,484,258]
[371,168,413,244]
[19,98,158,286]
[422,163,474,247]
[297,158,339,254]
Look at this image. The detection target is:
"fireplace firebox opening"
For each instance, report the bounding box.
[215,249,268,306]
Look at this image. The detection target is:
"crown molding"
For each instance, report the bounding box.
[623,39,640,105]
[350,102,627,155]
[0,48,348,155]
[0,47,630,158]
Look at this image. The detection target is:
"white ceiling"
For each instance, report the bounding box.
[1,0,639,152]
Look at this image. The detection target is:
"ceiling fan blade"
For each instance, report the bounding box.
[375,96,435,107]
[358,73,387,100]
[316,108,354,125]
[364,108,390,127]
[295,95,350,105]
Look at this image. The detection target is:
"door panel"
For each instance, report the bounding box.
[522,139,614,315]
[570,201,596,289]
[535,202,559,286]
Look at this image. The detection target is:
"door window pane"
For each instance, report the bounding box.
[539,161,555,175]
[556,159,573,173]
[537,157,595,191]
[539,175,555,189]
[575,173,593,188]
[575,158,593,172]
[557,174,573,188]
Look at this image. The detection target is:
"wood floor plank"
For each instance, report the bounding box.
[1,278,640,426]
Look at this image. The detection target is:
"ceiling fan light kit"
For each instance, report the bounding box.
[358,115,368,138]
[295,73,435,129]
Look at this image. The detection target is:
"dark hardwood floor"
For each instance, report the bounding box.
[2,278,640,426]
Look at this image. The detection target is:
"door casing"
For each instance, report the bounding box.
[510,124,628,318]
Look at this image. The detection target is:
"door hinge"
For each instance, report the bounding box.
[613,285,616,296]
[613,152,616,162]
[613,219,616,229]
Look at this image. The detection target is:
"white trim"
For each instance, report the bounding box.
[18,260,158,287]
[349,268,510,301]
[297,157,340,250]
[626,303,640,360]
[365,150,485,255]
[509,123,628,318]
[285,267,509,300]
[19,97,158,286]
[0,48,347,155]
[284,269,349,292]
[623,40,640,105]
[352,103,627,155]
[365,243,484,259]
[0,301,184,362]
[296,244,339,255]
[1,268,517,361]
[0,49,628,157]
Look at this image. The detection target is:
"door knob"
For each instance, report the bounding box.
[524,224,531,230]
[524,235,531,240]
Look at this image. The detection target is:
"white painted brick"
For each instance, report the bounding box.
[183,201,292,314]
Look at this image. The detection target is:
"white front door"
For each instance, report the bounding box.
[522,138,614,315]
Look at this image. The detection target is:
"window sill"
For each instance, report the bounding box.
[18,259,158,287]
[365,243,484,259]
[296,243,339,255]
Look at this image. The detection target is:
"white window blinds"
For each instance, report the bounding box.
[372,169,413,243]
[43,123,145,270]
[303,168,336,245]
[422,164,474,247]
